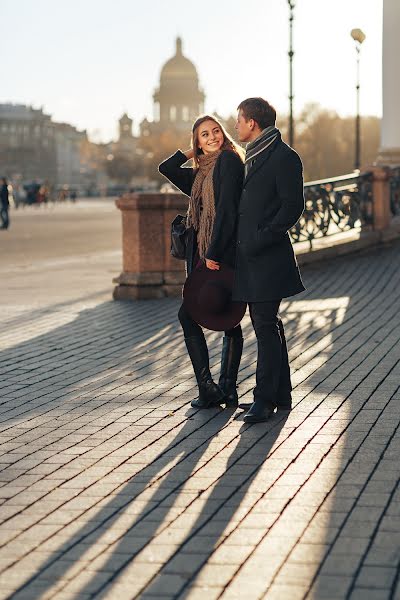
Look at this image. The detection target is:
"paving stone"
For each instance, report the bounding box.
[349,588,394,600]
[355,565,397,589]
[1,240,400,598]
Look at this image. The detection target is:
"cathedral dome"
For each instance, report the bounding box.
[160,37,198,84]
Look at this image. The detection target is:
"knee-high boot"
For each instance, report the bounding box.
[218,336,243,408]
[184,336,225,408]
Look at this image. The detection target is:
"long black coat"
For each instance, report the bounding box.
[159,150,244,274]
[0,184,9,207]
[233,135,305,302]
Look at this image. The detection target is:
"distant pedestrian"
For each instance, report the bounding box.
[0,177,10,229]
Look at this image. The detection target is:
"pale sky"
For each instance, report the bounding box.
[1,0,382,142]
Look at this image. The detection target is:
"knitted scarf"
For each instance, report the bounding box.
[245,125,279,176]
[187,142,232,259]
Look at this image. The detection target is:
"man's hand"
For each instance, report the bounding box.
[205,259,220,270]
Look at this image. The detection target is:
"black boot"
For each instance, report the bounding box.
[218,336,243,408]
[184,336,225,409]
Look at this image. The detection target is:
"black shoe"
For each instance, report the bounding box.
[185,336,225,409]
[218,336,243,408]
[239,392,292,412]
[243,401,275,423]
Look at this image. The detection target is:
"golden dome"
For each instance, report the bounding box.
[160,37,198,83]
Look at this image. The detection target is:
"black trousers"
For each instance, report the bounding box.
[249,300,292,405]
[178,304,242,339]
[0,206,9,229]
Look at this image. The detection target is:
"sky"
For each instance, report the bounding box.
[1,0,383,143]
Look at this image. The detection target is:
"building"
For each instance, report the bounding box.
[53,122,88,188]
[151,37,205,132]
[113,113,137,158]
[0,103,93,189]
[0,37,207,189]
[0,104,57,183]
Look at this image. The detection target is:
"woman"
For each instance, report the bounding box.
[159,115,244,409]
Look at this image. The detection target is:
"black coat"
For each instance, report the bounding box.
[0,184,9,207]
[233,135,305,302]
[159,150,244,274]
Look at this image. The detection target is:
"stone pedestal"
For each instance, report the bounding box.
[113,192,187,300]
[370,166,392,230]
[376,0,400,166]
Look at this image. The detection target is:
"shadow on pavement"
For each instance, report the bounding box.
[1,243,399,599]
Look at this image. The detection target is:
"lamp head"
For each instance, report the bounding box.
[351,28,366,44]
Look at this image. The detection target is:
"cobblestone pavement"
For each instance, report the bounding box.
[0,241,399,600]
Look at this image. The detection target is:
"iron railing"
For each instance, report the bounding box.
[290,171,374,247]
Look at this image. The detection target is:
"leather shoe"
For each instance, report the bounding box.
[239,392,292,413]
[243,401,275,423]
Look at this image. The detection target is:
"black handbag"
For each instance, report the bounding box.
[170,214,188,260]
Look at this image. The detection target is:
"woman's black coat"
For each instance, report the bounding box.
[159,150,244,274]
[233,135,305,302]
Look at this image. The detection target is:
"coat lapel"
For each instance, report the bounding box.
[244,135,281,185]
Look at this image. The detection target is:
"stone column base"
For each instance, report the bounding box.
[376,147,400,166]
[113,270,186,300]
[113,285,165,300]
[113,272,165,300]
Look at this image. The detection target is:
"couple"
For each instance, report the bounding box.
[159,97,305,423]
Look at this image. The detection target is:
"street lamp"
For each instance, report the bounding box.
[287,0,295,147]
[350,28,366,170]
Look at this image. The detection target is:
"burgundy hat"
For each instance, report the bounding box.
[183,263,246,332]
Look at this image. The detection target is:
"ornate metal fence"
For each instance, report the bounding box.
[389,167,400,216]
[290,171,374,247]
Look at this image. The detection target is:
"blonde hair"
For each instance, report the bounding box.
[191,114,244,167]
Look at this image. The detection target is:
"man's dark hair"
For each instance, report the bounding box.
[237,97,276,129]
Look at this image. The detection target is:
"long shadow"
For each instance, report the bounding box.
[6,403,236,599]
[4,257,339,598]
[2,243,399,599]
[247,242,400,599]
[299,242,400,600]
[132,414,290,599]
[0,292,258,598]
[126,242,399,599]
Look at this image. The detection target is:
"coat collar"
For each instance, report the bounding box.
[244,133,281,185]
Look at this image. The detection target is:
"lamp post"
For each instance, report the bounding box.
[287,0,295,147]
[350,28,366,170]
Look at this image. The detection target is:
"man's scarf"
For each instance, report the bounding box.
[187,142,232,259]
[245,126,279,176]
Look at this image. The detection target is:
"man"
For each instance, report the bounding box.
[233,97,305,423]
[0,178,10,230]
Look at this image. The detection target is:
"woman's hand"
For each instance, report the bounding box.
[205,259,220,270]
[183,148,194,160]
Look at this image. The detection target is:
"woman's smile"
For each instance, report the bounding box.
[197,120,224,154]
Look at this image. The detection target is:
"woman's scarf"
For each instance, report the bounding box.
[187,142,232,259]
